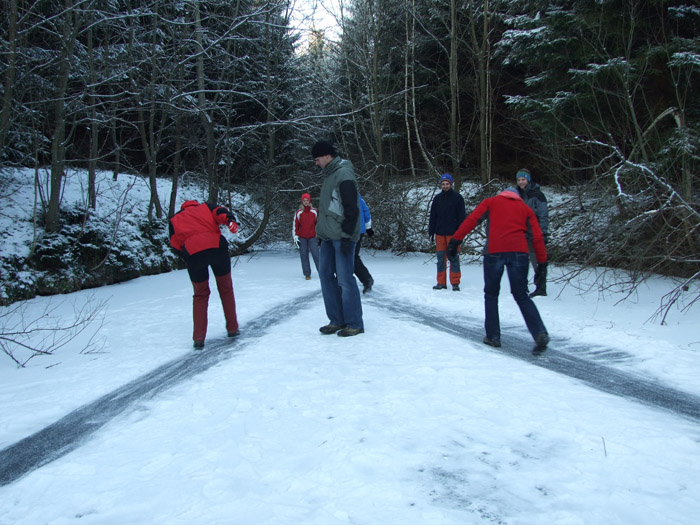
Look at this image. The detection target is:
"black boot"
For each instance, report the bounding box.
[529,286,547,298]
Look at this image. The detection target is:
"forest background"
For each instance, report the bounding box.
[0,0,698,316]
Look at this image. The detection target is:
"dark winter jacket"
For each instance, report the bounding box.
[169,201,230,258]
[453,190,547,263]
[316,156,361,242]
[517,183,549,236]
[429,189,466,236]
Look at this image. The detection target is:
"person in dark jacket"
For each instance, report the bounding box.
[516,168,549,297]
[312,139,364,337]
[293,192,319,280]
[447,188,549,354]
[428,173,466,291]
[169,200,240,349]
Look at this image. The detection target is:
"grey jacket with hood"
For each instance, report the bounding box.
[316,156,361,242]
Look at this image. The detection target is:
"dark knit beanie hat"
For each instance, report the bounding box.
[516,169,531,183]
[311,140,336,158]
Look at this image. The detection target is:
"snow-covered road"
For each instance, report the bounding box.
[3,284,699,491]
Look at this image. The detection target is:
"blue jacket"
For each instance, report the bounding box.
[359,195,372,234]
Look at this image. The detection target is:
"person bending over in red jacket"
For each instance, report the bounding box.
[447,188,549,355]
[169,200,240,349]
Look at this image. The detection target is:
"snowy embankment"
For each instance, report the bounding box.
[0,168,254,303]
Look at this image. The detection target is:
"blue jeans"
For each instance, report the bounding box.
[319,239,364,329]
[483,252,546,342]
[299,237,319,277]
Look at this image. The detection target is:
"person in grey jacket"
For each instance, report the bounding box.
[516,168,549,297]
[312,140,364,337]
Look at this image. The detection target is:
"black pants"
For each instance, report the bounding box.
[354,234,373,286]
[186,247,232,282]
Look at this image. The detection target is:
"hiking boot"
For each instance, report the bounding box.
[337,327,364,337]
[529,287,547,298]
[483,336,501,348]
[305,275,311,280]
[363,279,374,294]
[228,330,240,338]
[452,284,460,291]
[532,332,549,355]
[433,284,447,290]
[319,324,345,335]
[193,340,204,349]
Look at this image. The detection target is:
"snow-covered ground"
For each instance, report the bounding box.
[1,249,699,524]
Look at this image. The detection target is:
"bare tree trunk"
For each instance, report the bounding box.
[46,0,80,232]
[403,0,415,179]
[193,2,218,203]
[111,115,120,181]
[370,0,385,183]
[236,179,273,252]
[87,18,97,209]
[448,0,460,188]
[134,1,165,220]
[471,0,493,185]
[0,0,18,156]
[168,113,183,218]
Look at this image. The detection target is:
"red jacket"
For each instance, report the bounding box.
[169,201,229,256]
[453,190,547,263]
[294,205,318,239]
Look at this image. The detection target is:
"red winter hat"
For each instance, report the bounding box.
[301,193,311,202]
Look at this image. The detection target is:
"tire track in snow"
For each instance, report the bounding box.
[364,289,700,423]
[0,290,322,487]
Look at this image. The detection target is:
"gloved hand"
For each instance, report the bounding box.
[534,262,547,286]
[446,238,461,259]
[429,234,435,244]
[341,238,352,256]
[225,211,239,234]
[366,228,374,238]
[293,235,300,249]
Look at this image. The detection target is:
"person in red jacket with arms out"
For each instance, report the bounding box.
[169,200,240,349]
[446,187,549,354]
